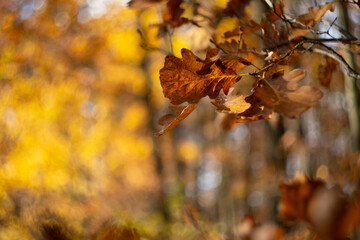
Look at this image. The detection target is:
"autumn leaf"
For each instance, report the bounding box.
[290,1,335,38]
[265,0,285,23]
[278,173,324,221]
[128,0,165,9]
[159,48,245,105]
[279,173,360,239]
[157,102,199,136]
[318,56,338,87]
[253,69,323,118]
[161,0,198,28]
[223,0,251,17]
[261,19,280,47]
[212,91,273,129]
[234,214,284,240]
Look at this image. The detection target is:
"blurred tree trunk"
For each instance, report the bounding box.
[336,2,360,152]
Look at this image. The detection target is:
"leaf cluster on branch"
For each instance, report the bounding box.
[129,0,359,135]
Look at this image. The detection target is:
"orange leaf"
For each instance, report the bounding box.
[159,48,244,105]
[213,92,272,129]
[290,1,335,38]
[157,102,199,136]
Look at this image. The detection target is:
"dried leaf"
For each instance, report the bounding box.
[235,214,284,240]
[223,0,251,17]
[278,173,324,221]
[260,19,280,47]
[253,69,323,118]
[265,0,285,23]
[279,173,360,239]
[318,56,338,87]
[213,93,251,114]
[214,92,272,130]
[161,0,197,28]
[159,48,244,105]
[290,1,335,38]
[157,102,199,136]
[128,0,165,9]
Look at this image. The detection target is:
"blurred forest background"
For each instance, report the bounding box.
[0,0,360,239]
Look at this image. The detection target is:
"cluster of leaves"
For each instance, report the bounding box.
[129,0,349,135]
[126,0,360,239]
[278,173,360,240]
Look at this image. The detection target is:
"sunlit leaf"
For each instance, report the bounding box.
[159,48,245,105]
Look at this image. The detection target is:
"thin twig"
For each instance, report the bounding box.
[251,41,304,76]
[310,43,360,79]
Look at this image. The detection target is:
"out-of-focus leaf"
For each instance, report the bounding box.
[318,56,338,87]
[161,0,198,28]
[279,173,360,239]
[290,1,335,38]
[128,0,165,9]
[95,225,141,240]
[254,69,323,118]
[159,48,245,105]
[41,220,72,240]
[260,19,280,47]
[183,204,201,231]
[278,173,324,221]
[235,214,284,240]
[157,102,199,136]
[223,0,251,17]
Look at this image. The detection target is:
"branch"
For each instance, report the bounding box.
[264,37,359,51]
[251,41,305,76]
[309,44,360,79]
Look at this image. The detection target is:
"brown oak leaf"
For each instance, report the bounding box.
[253,69,323,118]
[290,1,335,38]
[157,102,199,136]
[213,91,273,130]
[260,19,280,47]
[159,48,245,105]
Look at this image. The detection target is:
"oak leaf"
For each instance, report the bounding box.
[159,48,245,105]
[253,69,323,118]
[157,102,199,136]
[260,19,280,47]
[290,1,335,38]
[213,91,273,129]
